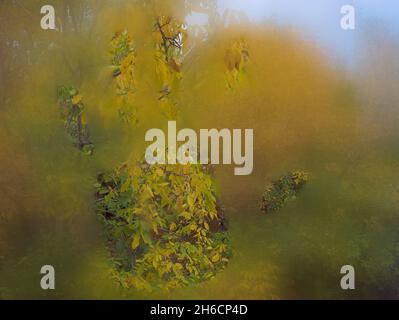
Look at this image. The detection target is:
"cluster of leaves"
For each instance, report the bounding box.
[224,39,249,88]
[110,30,138,125]
[153,16,186,118]
[260,171,309,213]
[56,86,94,155]
[95,159,231,290]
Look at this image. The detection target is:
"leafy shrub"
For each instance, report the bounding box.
[225,39,249,88]
[95,159,231,290]
[260,171,308,213]
[56,85,94,155]
[110,30,138,124]
[110,30,135,67]
[153,16,186,118]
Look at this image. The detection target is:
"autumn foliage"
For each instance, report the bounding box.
[95,160,231,290]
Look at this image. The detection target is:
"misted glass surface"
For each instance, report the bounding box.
[0,0,398,299]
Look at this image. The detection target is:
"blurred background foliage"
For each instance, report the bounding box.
[0,0,398,299]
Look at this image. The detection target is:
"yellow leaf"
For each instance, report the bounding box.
[180,211,192,220]
[131,234,140,250]
[175,263,183,270]
[154,167,164,176]
[146,185,154,197]
[152,222,159,235]
[72,94,83,105]
[211,252,220,262]
[130,165,142,177]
